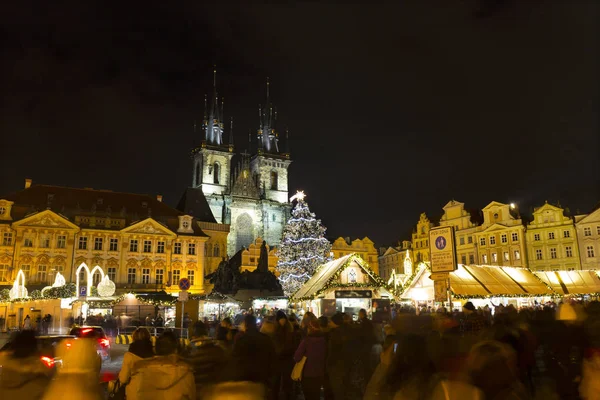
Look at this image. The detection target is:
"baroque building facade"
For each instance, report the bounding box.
[331,237,379,273]
[474,201,527,268]
[378,240,412,281]
[526,202,581,271]
[189,74,291,256]
[574,206,600,270]
[412,213,433,263]
[0,181,217,294]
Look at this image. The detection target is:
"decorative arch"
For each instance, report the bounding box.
[186,262,197,270]
[90,265,105,286]
[36,254,50,264]
[141,258,152,268]
[126,258,139,267]
[235,213,254,251]
[107,258,119,267]
[19,255,33,266]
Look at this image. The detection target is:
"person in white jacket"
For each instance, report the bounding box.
[117,327,155,385]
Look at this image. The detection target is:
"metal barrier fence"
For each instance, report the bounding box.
[116,326,189,339]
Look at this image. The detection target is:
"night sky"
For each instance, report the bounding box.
[1,1,598,247]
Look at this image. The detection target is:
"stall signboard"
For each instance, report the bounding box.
[429,226,457,273]
[434,280,447,302]
[334,290,372,299]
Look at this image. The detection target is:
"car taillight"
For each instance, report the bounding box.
[41,356,55,368]
[99,338,109,347]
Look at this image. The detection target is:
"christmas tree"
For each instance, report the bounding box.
[277,191,332,296]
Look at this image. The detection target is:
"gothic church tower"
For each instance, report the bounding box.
[191,68,234,223]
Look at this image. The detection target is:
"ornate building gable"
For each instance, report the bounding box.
[11,209,79,231]
[575,206,600,225]
[381,247,399,257]
[530,202,572,227]
[121,217,177,237]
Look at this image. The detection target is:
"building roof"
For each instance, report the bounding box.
[2,184,207,236]
[177,187,217,223]
[534,270,600,295]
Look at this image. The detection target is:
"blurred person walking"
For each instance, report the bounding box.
[0,330,53,399]
[294,319,326,400]
[126,331,195,400]
[274,310,296,400]
[111,327,154,397]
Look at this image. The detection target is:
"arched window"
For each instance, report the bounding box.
[206,244,212,257]
[195,162,201,186]
[235,213,254,251]
[93,271,102,286]
[213,162,220,184]
[213,243,220,257]
[270,171,278,190]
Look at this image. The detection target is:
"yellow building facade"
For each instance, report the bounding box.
[475,201,527,268]
[412,213,433,263]
[0,182,220,294]
[331,237,379,274]
[526,203,581,271]
[240,237,279,274]
[438,200,479,266]
[574,207,600,270]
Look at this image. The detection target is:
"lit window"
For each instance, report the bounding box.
[459,237,465,246]
[156,269,164,284]
[501,234,507,244]
[174,242,182,255]
[213,244,220,257]
[157,241,165,254]
[587,246,595,258]
[108,267,116,281]
[143,240,152,253]
[503,252,509,261]
[511,232,518,242]
[94,237,103,251]
[41,236,50,248]
[480,237,486,246]
[0,264,9,282]
[563,230,570,238]
[23,237,33,248]
[3,232,13,246]
[514,250,521,260]
[0,207,5,215]
[565,246,573,258]
[109,238,118,251]
[489,236,496,245]
[492,253,497,262]
[92,271,102,285]
[188,243,196,255]
[172,269,180,285]
[534,234,540,241]
[142,268,150,284]
[187,270,195,285]
[548,232,555,240]
[482,254,488,263]
[584,227,591,237]
[550,248,557,259]
[536,249,543,260]
[129,239,138,252]
[78,237,87,250]
[127,268,136,284]
[597,226,600,235]
[57,235,66,249]
[467,236,473,244]
[37,265,47,283]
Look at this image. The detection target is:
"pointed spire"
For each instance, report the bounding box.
[285,128,290,155]
[229,117,234,147]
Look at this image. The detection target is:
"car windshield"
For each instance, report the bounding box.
[69,327,105,338]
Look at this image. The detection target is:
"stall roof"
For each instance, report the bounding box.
[534,270,600,295]
[402,264,555,299]
[292,253,387,301]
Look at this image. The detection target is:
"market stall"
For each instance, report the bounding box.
[291,253,395,321]
[401,263,556,310]
[196,292,241,322]
[534,270,600,297]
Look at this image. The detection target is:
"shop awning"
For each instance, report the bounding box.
[534,270,600,295]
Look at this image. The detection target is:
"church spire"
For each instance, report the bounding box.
[203,65,225,146]
[228,117,234,151]
[258,77,279,153]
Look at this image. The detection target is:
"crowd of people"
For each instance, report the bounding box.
[1,300,599,399]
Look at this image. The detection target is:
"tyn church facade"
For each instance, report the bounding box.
[190,74,291,256]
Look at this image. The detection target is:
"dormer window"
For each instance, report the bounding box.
[0,200,14,220]
[178,215,193,233]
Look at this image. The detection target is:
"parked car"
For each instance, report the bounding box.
[68,326,111,361]
[0,334,76,371]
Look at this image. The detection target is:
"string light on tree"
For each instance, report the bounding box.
[276,190,332,296]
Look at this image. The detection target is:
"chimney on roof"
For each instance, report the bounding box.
[25,178,32,189]
[157,194,163,202]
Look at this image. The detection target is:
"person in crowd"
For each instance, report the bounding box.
[326,312,355,400]
[193,319,208,339]
[462,301,486,336]
[183,312,191,329]
[126,331,195,400]
[43,337,103,400]
[271,310,296,400]
[294,319,327,400]
[228,314,277,397]
[300,311,318,338]
[116,327,155,388]
[23,314,31,330]
[200,381,266,400]
[144,313,153,327]
[0,330,52,399]
[183,333,228,392]
[155,314,164,328]
[216,317,233,348]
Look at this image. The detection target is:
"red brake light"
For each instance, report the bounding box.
[81,328,93,334]
[99,338,109,347]
[41,356,55,368]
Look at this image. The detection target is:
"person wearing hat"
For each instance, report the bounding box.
[462,301,485,335]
